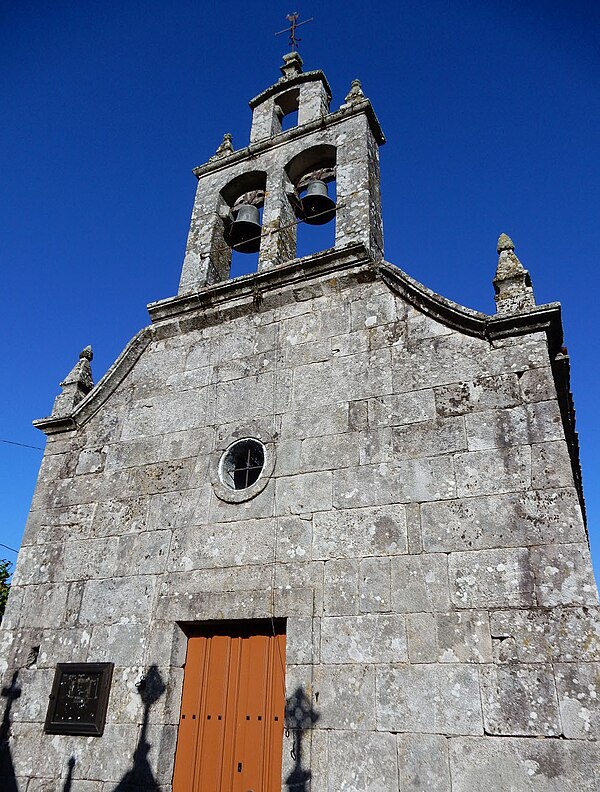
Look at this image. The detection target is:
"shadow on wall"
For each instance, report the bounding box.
[285,686,320,792]
[62,755,75,791]
[112,665,166,791]
[0,670,20,792]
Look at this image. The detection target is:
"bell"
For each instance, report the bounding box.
[300,180,336,225]
[226,204,262,254]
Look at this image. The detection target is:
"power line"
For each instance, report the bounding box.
[0,542,18,555]
[0,439,43,452]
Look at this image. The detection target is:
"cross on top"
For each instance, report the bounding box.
[275,12,314,52]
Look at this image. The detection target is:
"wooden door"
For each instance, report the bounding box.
[172,622,286,792]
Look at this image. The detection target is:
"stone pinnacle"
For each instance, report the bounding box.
[497,233,515,253]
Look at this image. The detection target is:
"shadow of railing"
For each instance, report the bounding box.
[284,685,319,792]
[0,670,21,792]
[112,665,165,791]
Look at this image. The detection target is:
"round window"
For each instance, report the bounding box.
[219,438,266,491]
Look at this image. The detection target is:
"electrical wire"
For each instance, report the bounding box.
[0,439,43,451]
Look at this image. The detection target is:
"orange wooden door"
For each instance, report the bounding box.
[172,623,286,792]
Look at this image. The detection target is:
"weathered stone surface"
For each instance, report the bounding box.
[421,489,585,552]
[11,542,64,585]
[531,440,575,489]
[480,663,561,735]
[275,472,332,515]
[122,389,207,439]
[519,365,557,403]
[406,612,437,663]
[300,432,360,471]
[312,664,376,729]
[280,402,349,439]
[397,733,451,791]
[169,518,276,571]
[324,558,359,615]
[449,548,535,608]
[367,390,436,426]
[554,662,600,738]
[531,542,598,606]
[91,497,148,537]
[391,554,450,612]
[326,730,398,792]
[434,374,521,416]
[490,607,600,663]
[358,427,392,464]
[78,576,157,625]
[449,736,600,791]
[350,289,398,330]
[392,416,466,458]
[333,457,456,508]
[313,504,407,559]
[87,623,147,667]
[454,446,531,497]
[465,401,563,451]
[436,610,493,663]
[17,583,69,629]
[359,556,391,612]
[406,309,453,341]
[321,614,407,663]
[376,664,483,734]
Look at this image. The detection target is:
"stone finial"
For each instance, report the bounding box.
[497,233,514,253]
[342,79,366,106]
[493,233,536,315]
[51,346,94,417]
[212,133,234,159]
[280,51,303,79]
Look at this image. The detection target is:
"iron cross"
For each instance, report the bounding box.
[275,12,314,52]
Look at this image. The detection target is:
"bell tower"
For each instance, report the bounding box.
[178,52,385,294]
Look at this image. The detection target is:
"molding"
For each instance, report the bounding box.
[249,70,332,108]
[379,262,563,355]
[148,242,375,322]
[33,326,155,436]
[192,101,385,181]
[35,250,567,440]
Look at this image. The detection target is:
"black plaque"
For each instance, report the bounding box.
[44,663,113,736]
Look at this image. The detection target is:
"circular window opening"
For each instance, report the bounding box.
[220,438,266,491]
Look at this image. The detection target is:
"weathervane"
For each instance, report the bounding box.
[275,12,314,52]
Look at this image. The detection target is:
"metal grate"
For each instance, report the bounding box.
[222,439,265,490]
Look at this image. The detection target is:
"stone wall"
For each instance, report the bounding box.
[1,256,599,791]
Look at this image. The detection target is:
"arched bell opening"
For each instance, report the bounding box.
[220,170,267,279]
[295,177,336,258]
[285,145,337,259]
[274,88,300,134]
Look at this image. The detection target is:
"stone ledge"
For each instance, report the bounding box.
[192,99,385,180]
[148,242,375,322]
[248,69,332,108]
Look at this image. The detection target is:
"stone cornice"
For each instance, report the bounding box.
[379,262,563,355]
[248,70,332,108]
[33,327,155,435]
[192,100,385,181]
[34,249,566,437]
[148,242,375,322]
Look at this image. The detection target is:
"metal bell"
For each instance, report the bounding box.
[226,204,262,253]
[300,180,336,225]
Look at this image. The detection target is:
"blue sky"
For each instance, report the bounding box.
[1,1,599,580]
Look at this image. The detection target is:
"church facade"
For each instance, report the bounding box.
[1,54,599,791]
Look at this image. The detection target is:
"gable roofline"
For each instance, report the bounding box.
[33,247,564,436]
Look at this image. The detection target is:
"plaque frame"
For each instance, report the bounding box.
[44,662,114,736]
